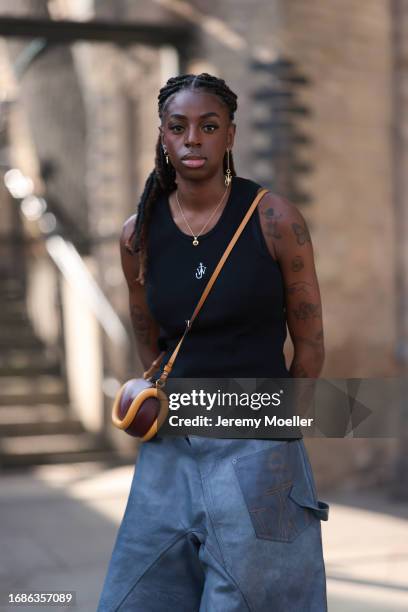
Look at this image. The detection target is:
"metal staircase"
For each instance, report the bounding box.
[0,274,117,469]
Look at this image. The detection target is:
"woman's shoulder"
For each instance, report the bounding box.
[118,214,143,288]
[120,214,137,254]
[247,182,311,261]
[235,176,300,219]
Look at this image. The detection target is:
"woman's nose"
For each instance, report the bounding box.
[185,126,201,147]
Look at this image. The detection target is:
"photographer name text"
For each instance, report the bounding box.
[168,415,314,428]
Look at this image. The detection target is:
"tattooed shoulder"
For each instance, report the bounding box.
[291,222,311,246]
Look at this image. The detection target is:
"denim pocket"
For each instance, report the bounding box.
[233,441,329,543]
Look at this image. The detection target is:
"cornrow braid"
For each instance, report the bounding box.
[131,73,238,284]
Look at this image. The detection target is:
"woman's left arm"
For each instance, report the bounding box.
[258,192,325,377]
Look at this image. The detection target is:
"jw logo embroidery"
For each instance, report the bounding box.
[195,262,206,279]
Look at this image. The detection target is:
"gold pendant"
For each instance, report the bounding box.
[192,238,199,246]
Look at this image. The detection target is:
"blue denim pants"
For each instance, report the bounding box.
[97,435,329,612]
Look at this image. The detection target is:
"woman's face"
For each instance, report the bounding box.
[160,89,236,183]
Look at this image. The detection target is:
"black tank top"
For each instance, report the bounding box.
[145,176,291,380]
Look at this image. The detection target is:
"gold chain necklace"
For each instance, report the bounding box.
[175,185,230,246]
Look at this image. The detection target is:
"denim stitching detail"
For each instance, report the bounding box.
[233,444,317,543]
[296,440,318,503]
[201,542,253,612]
[114,530,202,612]
[200,471,229,570]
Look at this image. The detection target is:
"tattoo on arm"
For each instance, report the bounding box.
[261,207,283,239]
[292,222,311,246]
[266,221,282,239]
[291,255,304,272]
[292,335,324,351]
[293,301,322,321]
[287,281,313,296]
[130,304,151,345]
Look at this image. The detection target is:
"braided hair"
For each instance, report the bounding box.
[130,73,238,284]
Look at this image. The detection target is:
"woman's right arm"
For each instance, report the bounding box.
[120,215,161,370]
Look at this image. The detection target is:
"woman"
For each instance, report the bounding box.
[97,73,329,612]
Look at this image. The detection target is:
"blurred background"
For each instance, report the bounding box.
[0,1,407,610]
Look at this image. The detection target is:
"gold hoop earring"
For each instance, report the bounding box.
[225,149,232,187]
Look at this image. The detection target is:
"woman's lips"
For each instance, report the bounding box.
[181,158,206,168]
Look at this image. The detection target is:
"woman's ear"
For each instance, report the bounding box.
[159,125,164,147]
[227,122,236,150]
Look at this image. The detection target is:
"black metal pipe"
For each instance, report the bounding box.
[0,16,192,48]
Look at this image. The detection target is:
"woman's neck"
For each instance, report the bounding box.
[174,174,230,212]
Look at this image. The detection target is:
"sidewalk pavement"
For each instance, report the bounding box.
[0,460,407,612]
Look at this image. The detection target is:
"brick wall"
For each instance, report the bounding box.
[282,1,396,378]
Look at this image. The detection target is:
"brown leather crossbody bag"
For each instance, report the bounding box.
[111,188,268,442]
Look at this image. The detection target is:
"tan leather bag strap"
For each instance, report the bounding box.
[153,187,269,388]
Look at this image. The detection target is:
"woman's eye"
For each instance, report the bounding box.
[203,124,218,133]
[168,124,218,134]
